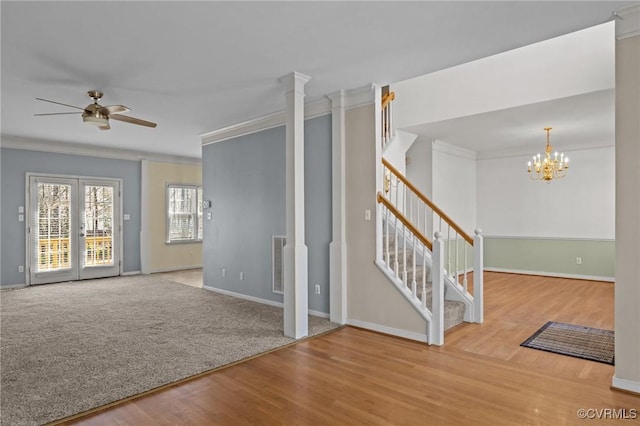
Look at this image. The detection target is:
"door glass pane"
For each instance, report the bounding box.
[83,185,114,267]
[36,183,72,272]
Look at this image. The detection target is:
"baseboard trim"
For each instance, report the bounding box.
[150,265,202,274]
[202,285,329,318]
[484,267,614,283]
[0,283,27,290]
[121,271,141,276]
[612,376,640,395]
[346,318,427,343]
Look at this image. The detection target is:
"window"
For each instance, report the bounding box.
[166,184,203,243]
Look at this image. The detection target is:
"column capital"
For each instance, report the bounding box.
[279,72,311,94]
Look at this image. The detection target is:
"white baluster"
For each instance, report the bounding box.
[463,241,468,293]
[393,214,399,277]
[402,221,407,287]
[411,234,417,298]
[422,248,427,308]
[388,100,392,138]
[384,205,390,266]
[473,229,484,323]
[447,225,451,278]
[455,234,459,285]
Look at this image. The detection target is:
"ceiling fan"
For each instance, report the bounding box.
[35,91,157,130]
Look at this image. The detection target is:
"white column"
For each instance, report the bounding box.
[431,231,445,346]
[329,90,347,325]
[140,159,151,274]
[281,72,310,339]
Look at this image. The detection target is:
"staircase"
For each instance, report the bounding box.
[375,87,483,345]
[384,233,466,330]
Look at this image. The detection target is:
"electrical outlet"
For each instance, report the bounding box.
[576,257,582,265]
[18,265,24,273]
[315,284,320,295]
[364,209,371,221]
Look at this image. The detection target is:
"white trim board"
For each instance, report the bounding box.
[484,235,615,242]
[612,376,640,395]
[1,135,202,164]
[151,265,203,274]
[484,267,614,283]
[432,139,477,160]
[202,285,329,319]
[121,271,141,276]
[347,318,428,343]
[0,283,27,290]
[200,84,374,146]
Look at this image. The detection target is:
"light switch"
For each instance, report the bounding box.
[18,206,24,213]
[18,214,24,222]
[364,209,371,221]
[123,214,130,221]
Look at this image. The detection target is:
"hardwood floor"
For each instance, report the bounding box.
[58,272,639,425]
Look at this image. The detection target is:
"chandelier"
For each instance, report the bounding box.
[527,127,569,182]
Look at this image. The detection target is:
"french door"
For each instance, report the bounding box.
[28,176,121,285]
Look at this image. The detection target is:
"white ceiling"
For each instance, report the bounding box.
[1,1,634,159]
[406,89,615,157]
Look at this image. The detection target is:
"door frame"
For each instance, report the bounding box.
[25,172,124,286]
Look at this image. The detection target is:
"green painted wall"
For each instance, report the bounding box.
[484,237,614,279]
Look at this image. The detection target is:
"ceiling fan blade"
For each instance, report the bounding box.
[110,114,157,128]
[101,105,130,115]
[99,123,111,131]
[35,98,85,110]
[34,112,83,116]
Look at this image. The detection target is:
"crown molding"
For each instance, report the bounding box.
[200,85,374,146]
[615,3,640,40]
[0,135,202,165]
[476,141,614,160]
[432,139,477,160]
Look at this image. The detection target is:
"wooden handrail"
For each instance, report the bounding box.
[381,158,474,245]
[377,192,433,251]
[381,92,395,109]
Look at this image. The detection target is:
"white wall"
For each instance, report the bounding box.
[391,22,614,129]
[477,145,614,239]
[406,137,433,199]
[432,141,477,235]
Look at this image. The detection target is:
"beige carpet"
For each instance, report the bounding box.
[0,275,339,425]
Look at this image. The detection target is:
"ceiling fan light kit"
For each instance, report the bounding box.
[35,90,157,130]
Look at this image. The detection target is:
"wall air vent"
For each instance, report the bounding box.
[272,235,286,294]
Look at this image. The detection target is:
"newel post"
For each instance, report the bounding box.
[473,229,484,323]
[431,231,445,346]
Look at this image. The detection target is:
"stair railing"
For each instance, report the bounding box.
[381,158,483,323]
[377,192,445,344]
[381,91,395,149]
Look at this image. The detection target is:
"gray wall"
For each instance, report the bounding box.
[202,114,331,314]
[0,147,141,287]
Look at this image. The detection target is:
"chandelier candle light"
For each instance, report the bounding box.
[527,127,568,182]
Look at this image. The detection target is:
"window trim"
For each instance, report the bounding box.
[165,183,203,244]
